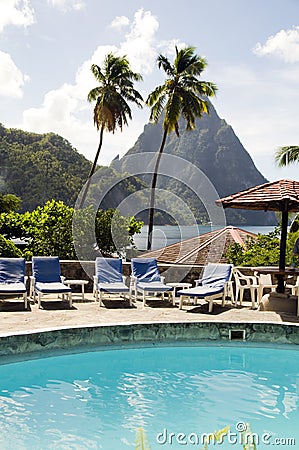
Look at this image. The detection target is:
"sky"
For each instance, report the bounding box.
[1,0,299,183]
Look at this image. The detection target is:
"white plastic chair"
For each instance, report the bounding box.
[233,268,258,309]
[291,276,299,296]
[255,273,276,304]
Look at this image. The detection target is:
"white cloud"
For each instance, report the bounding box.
[253,26,299,63]
[20,9,184,164]
[119,9,159,74]
[47,0,85,12]
[0,51,29,97]
[109,15,129,31]
[0,0,35,33]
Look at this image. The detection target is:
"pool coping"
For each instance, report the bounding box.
[0,320,298,360]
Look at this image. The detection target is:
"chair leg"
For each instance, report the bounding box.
[38,292,41,309]
[171,289,175,306]
[208,298,213,313]
[250,287,256,309]
[128,292,132,307]
[143,291,146,307]
[69,292,72,308]
[257,286,263,304]
[24,293,27,309]
[179,295,184,310]
[221,293,226,307]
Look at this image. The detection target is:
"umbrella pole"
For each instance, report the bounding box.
[277,208,288,293]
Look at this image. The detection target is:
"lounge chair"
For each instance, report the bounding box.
[130,258,174,307]
[30,256,72,308]
[0,258,28,308]
[178,263,233,313]
[93,257,131,306]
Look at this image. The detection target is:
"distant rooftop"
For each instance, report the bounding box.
[139,226,257,265]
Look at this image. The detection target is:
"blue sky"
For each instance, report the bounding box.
[1,0,299,183]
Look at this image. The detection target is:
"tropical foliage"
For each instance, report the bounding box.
[225,227,299,267]
[0,193,21,213]
[275,146,299,166]
[0,234,22,257]
[145,45,217,249]
[80,53,143,206]
[0,124,91,211]
[0,200,143,259]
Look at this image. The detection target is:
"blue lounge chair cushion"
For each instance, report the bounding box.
[0,282,26,294]
[198,263,232,286]
[177,284,225,298]
[0,258,26,284]
[97,282,129,293]
[35,282,71,294]
[136,281,173,292]
[96,258,123,284]
[131,258,161,283]
[32,256,61,283]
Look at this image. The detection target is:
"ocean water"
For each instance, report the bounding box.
[0,344,297,449]
[133,225,276,251]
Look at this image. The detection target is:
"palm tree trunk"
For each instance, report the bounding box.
[79,125,104,208]
[147,127,168,250]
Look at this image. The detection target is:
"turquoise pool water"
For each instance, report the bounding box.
[0,344,298,449]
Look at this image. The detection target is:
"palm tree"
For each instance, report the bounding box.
[79,53,143,207]
[275,146,299,166]
[145,46,217,250]
[275,146,299,233]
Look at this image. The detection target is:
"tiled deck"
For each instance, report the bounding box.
[0,292,298,336]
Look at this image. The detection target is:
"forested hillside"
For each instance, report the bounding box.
[0,124,91,211]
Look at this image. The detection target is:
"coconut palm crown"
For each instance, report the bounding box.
[275,146,299,167]
[145,46,217,250]
[79,53,143,207]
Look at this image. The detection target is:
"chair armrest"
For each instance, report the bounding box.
[122,275,127,284]
[161,276,165,284]
[242,274,258,284]
[60,275,65,282]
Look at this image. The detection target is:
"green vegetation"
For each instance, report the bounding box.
[145,45,217,249]
[80,53,143,207]
[225,226,299,267]
[0,234,22,257]
[275,145,299,166]
[0,200,143,259]
[0,193,21,213]
[0,124,91,211]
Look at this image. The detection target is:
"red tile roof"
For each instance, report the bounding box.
[139,226,257,265]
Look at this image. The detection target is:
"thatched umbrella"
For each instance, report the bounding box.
[216,179,299,293]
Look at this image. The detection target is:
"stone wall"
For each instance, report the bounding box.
[0,322,298,359]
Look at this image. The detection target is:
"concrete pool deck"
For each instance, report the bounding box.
[0,292,298,335]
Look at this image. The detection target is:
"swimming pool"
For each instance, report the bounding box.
[0,343,298,449]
